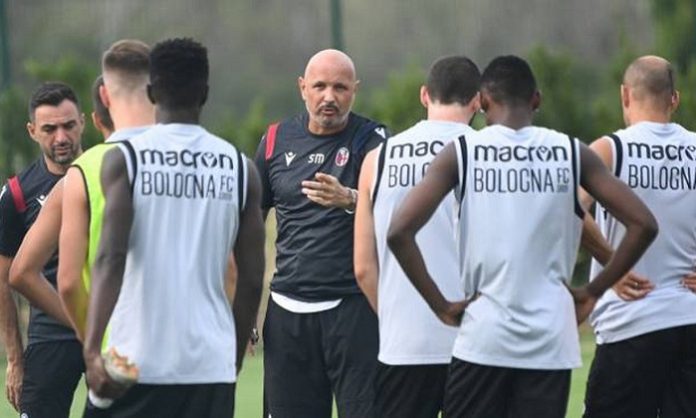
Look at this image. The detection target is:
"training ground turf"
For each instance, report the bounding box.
[0,327,594,418]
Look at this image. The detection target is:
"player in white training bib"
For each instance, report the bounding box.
[582,55,696,418]
[388,55,657,418]
[355,56,481,418]
[82,38,264,418]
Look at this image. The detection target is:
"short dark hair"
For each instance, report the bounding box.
[92,75,114,132]
[102,39,150,76]
[426,56,480,105]
[28,82,80,121]
[149,38,208,109]
[481,55,537,105]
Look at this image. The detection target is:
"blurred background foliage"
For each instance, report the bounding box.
[1,0,695,284]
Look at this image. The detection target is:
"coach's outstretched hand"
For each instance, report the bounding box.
[302,173,355,210]
[85,353,130,400]
[569,287,598,325]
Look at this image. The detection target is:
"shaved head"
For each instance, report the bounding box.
[623,55,675,108]
[299,49,359,134]
[304,49,356,81]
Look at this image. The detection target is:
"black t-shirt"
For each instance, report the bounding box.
[255,112,388,301]
[0,157,77,345]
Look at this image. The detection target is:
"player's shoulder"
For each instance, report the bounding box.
[526,126,578,148]
[206,129,244,157]
[387,120,458,143]
[74,142,119,166]
[467,124,509,140]
[0,158,43,214]
[605,124,635,141]
[13,158,54,192]
[0,182,13,213]
[609,121,696,142]
[15,158,44,182]
[531,125,571,139]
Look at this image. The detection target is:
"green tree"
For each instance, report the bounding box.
[214,98,269,157]
[359,64,425,134]
[0,86,32,178]
[651,0,696,72]
[24,55,100,148]
[645,0,696,130]
[0,56,100,179]
[673,57,696,130]
[528,46,596,142]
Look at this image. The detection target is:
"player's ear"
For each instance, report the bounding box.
[298,76,307,101]
[470,92,481,113]
[670,89,680,113]
[26,121,36,141]
[620,84,630,109]
[99,84,111,109]
[420,85,429,108]
[200,85,209,106]
[531,90,542,112]
[91,111,101,131]
[480,91,491,113]
[78,113,86,133]
[146,84,156,105]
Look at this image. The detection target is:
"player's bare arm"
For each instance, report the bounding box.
[302,172,356,211]
[0,254,23,411]
[354,148,379,312]
[84,147,132,399]
[232,159,265,372]
[224,256,238,305]
[9,182,72,328]
[57,167,90,340]
[572,143,658,323]
[580,137,655,301]
[387,143,472,326]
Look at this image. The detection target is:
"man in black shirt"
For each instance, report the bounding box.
[0,82,84,417]
[255,49,387,418]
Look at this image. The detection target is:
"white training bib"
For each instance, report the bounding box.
[590,122,696,344]
[373,120,471,365]
[452,125,583,370]
[109,123,247,384]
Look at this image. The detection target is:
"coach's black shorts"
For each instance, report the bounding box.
[443,358,570,418]
[83,382,236,418]
[376,362,448,418]
[263,293,379,418]
[583,324,696,418]
[20,339,84,418]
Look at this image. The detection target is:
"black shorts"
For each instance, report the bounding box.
[83,383,236,418]
[443,358,570,418]
[583,324,696,418]
[20,339,85,418]
[263,294,379,418]
[376,362,448,418]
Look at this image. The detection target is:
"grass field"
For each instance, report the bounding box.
[0,327,595,418]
